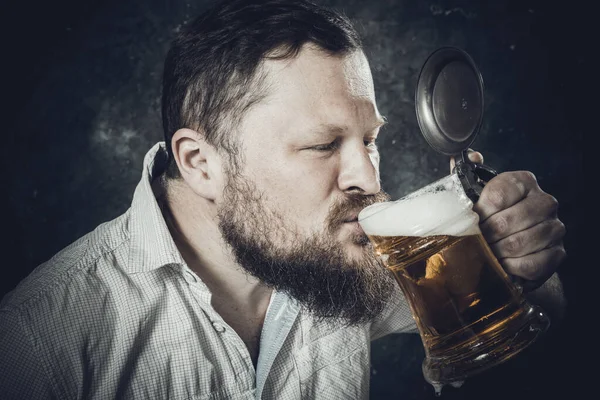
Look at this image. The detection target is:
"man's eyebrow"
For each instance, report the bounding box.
[312,116,388,136]
[312,124,346,135]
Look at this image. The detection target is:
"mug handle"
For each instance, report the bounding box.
[452,153,497,203]
[452,153,525,292]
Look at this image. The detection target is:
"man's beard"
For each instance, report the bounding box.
[217,172,396,326]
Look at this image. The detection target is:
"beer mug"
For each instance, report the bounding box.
[358,47,550,394]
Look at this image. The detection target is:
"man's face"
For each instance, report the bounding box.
[217,45,395,325]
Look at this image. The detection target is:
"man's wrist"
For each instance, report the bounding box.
[523,272,567,327]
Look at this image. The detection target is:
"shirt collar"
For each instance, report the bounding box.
[126,141,186,274]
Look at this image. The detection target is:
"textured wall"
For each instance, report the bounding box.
[1,0,585,398]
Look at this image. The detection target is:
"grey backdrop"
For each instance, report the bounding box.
[1,0,585,399]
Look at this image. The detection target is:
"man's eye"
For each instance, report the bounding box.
[312,139,340,152]
[364,139,377,148]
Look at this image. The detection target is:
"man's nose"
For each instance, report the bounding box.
[338,143,381,195]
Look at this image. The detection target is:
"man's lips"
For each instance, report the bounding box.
[342,214,359,223]
[342,217,366,237]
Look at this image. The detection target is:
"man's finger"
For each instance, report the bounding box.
[449,148,484,171]
[467,150,484,164]
[499,244,566,282]
[473,171,540,221]
[479,192,560,243]
[489,218,565,258]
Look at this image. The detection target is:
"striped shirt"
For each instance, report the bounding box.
[0,142,417,400]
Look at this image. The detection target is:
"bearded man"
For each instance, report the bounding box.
[0,0,566,399]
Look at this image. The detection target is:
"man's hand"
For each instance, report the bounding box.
[451,150,567,293]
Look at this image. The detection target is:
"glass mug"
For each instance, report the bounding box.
[358,171,550,395]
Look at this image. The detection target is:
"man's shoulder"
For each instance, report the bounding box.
[1,209,132,313]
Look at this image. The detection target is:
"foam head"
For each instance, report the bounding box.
[358,174,480,237]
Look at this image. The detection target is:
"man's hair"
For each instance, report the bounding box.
[161,0,362,179]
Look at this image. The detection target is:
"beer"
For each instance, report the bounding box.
[359,184,549,390]
[367,233,523,353]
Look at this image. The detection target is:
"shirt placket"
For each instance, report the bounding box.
[182,267,257,394]
[255,292,299,399]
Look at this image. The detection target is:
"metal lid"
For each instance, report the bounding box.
[415,47,484,156]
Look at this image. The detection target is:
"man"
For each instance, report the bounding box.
[0,0,566,399]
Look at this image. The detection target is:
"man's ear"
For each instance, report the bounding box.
[170,128,224,201]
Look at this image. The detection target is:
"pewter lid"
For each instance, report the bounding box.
[415,47,484,156]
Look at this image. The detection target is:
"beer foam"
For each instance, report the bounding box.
[358,190,480,237]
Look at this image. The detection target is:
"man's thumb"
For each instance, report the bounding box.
[449,149,484,172]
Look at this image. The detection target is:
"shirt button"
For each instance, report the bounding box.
[212,322,226,333]
[185,271,197,283]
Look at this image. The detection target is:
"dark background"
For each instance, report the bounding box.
[0,0,586,399]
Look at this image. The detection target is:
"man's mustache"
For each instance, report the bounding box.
[327,191,391,231]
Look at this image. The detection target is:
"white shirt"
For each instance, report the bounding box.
[0,142,417,400]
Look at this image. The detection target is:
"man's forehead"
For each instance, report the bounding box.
[262,45,376,100]
[234,45,383,145]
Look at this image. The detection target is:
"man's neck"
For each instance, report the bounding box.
[156,178,272,365]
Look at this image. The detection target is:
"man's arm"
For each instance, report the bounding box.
[0,309,55,399]
[524,272,567,327]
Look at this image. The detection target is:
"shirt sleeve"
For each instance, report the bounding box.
[370,285,419,341]
[0,308,56,400]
